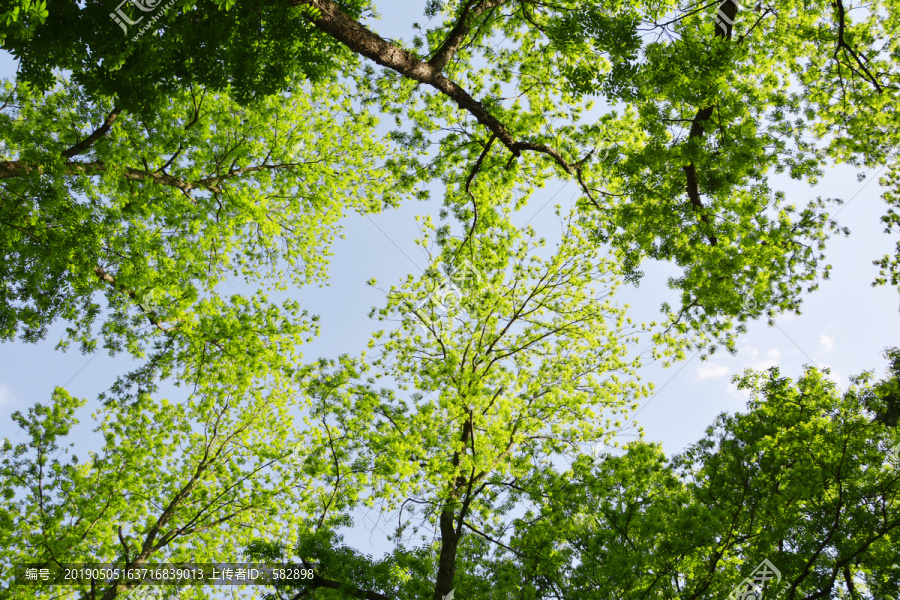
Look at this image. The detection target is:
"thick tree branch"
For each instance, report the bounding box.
[61,107,122,158]
[434,503,461,600]
[290,0,579,175]
[679,0,740,247]
[430,416,477,600]
[428,0,509,72]
[0,155,320,199]
[0,159,211,193]
[195,160,324,189]
[4,159,271,198]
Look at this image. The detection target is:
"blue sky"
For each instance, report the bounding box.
[1,0,899,565]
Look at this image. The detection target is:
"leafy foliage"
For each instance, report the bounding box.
[0,0,366,112]
[5,0,895,353]
[0,73,407,399]
[486,365,900,599]
[1,1,899,599]
[1,379,311,600]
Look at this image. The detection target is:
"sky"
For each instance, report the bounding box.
[1,0,899,569]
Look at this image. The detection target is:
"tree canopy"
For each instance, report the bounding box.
[3,0,898,348]
[0,71,413,400]
[492,365,900,599]
[1,0,899,599]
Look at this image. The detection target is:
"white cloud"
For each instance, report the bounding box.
[695,363,730,381]
[747,348,782,371]
[819,334,835,354]
[0,384,13,409]
[726,381,751,400]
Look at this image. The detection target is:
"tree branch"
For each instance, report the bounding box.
[0,156,302,200]
[833,0,884,93]
[678,0,741,247]
[462,519,520,555]
[0,159,211,194]
[290,0,578,175]
[117,525,131,566]
[61,107,122,159]
[428,0,509,72]
[457,132,496,254]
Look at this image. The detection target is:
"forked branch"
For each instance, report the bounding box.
[290,0,580,175]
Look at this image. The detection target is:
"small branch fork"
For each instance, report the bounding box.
[832,0,888,93]
[292,0,722,247]
[290,0,588,172]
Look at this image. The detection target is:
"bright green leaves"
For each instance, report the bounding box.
[0,0,47,44]
[1,375,311,600]
[1,0,896,356]
[0,73,406,400]
[247,526,440,600]
[532,0,896,350]
[488,363,900,599]
[1,2,897,597]
[855,347,900,428]
[351,0,881,356]
[261,188,653,598]
[545,1,646,100]
[873,160,900,297]
[349,193,649,526]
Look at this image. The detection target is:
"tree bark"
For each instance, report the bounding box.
[431,415,475,600]
[680,0,740,246]
[433,503,461,600]
[289,0,577,174]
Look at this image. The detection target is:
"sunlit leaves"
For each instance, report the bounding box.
[487,364,900,599]
[0,74,406,399]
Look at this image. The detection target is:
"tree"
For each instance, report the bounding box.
[484,363,900,599]
[0,375,313,600]
[3,0,896,350]
[0,69,420,600]
[2,195,654,600]
[0,73,409,398]
[250,206,650,600]
[859,347,900,427]
[2,1,899,598]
